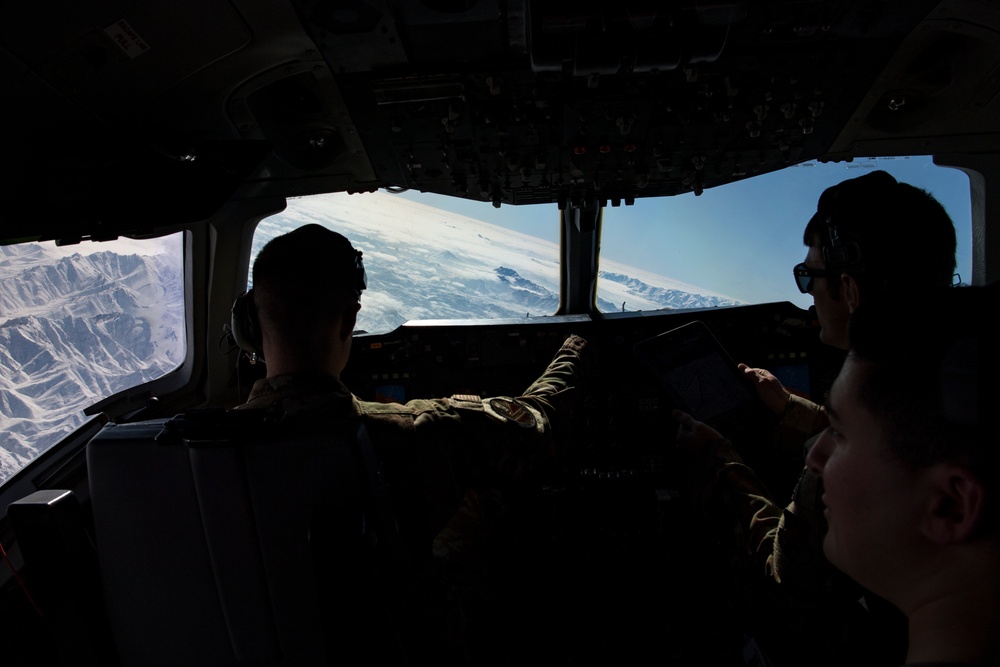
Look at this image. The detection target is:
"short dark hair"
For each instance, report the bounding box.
[803,170,957,297]
[252,224,365,338]
[847,285,997,478]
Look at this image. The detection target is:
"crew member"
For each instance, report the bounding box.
[231,223,590,665]
[680,170,958,665]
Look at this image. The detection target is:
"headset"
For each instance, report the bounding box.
[231,288,263,357]
[230,246,367,360]
[816,171,905,274]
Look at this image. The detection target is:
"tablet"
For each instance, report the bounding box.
[634,320,763,432]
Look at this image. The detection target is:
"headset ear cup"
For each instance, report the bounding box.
[824,241,863,267]
[231,290,262,356]
[354,250,367,299]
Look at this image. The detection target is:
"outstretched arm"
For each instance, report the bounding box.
[519,334,590,399]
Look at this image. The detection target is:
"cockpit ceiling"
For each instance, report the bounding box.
[2,0,1000,243]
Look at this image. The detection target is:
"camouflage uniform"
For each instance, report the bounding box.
[769,394,831,599]
[238,334,589,665]
[773,393,828,457]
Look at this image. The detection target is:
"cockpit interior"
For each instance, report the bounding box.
[1,1,999,665]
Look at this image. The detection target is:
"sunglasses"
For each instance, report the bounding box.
[793,262,838,294]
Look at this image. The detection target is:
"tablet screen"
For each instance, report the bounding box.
[634,320,759,430]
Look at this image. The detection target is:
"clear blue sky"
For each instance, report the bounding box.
[400,155,973,309]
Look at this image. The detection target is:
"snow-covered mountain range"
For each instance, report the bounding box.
[0,241,184,483]
[0,192,740,484]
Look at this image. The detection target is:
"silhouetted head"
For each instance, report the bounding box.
[803,170,957,292]
[250,224,366,376]
[796,170,957,348]
[252,224,365,334]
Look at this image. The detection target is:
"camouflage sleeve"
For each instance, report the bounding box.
[772,393,828,459]
[708,440,784,579]
[770,465,828,590]
[710,436,842,647]
[709,438,828,590]
[507,334,589,449]
[365,335,589,533]
[517,334,589,406]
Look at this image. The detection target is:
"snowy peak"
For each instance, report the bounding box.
[599,271,741,311]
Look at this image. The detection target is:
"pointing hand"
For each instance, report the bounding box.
[738,363,790,416]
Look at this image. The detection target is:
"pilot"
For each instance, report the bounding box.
[678,170,959,665]
[806,285,1000,666]
[230,223,590,664]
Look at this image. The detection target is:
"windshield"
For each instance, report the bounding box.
[252,192,563,333]
[0,233,185,485]
[598,156,973,312]
[252,156,971,331]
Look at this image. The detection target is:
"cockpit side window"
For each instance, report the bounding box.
[0,233,186,486]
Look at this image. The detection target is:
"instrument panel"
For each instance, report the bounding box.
[343,301,839,476]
